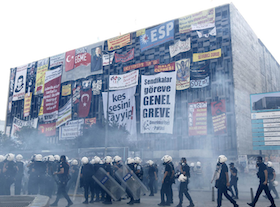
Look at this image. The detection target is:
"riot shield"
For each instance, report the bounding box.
[92,167,126,200]
[115,164,148,200]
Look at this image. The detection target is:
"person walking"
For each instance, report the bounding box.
[229,162,238,199]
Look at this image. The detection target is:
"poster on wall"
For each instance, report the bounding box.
[108,33,131,51]
[92,80,102,95]
[11,117,38,138]
[9,68,16,96]
[43,67,62,122]
[193,49,221,62]
[56,98,72,128]
[23,93,32,117]
[35,58,49,95]
[140,71,176,134]
[188,102,207,136]
[109,70,138,91]
[169,38,191,58]
[190,62,210,88]
[61,42,104,83]
[38,122,56,137]
[62,84,71,96]
[59,119,84,140]
[26,62,37,94]
[175,59,190,90]
[211,99,227,135]
[115,48,134,63]
[13,64,28,101]
[140,20,174,52]
[179,8,215,33]
[103,51,115,66]
[50,53,65,69]
[102,86,137,138]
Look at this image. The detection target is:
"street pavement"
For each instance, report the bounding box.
[49,188,280,207]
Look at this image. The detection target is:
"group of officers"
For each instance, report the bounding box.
[0,153,279,207]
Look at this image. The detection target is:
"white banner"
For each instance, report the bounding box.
[50,53,65,68]
[169,38,191,58]
[56,98,72,128]
[103,51,115,66]
[197,27,216,38]
[11,117,38,138]
[102,86,137,139]
[140,71,176,134]
[59,119,84,140]
[109,70,138,91]
[13,65,28,101]
[190,76,209,88]
[92,80,102,95]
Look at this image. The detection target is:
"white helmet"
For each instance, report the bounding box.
[54,155,60,161]
[134,157,142,164]
[190,162,195,167]
[81,157,89,164]
[66,156,69,162]
[6,153,15,161]
[90,159,95,164]
[99,159,104,164]
[267,161,273,167]
[16,154,23,162]
[168,155,172,162]
[0,155,5,162]
[94,156,101,164]
[72,159,78,165]
[105,156,113,164]
[127,157,134,164]
[146,160,154,166]
[178,174,188,182]
[114,155,122,163]
[35,154,43,162]
[197,161,201,167]
[43,156,48,162]
[273,180,278,186]
[218,155,227,163]
[161,155,171,163]
[48,155,55,162]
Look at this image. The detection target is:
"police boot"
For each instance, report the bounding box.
[176,203,182,207]
[187,203,195,207]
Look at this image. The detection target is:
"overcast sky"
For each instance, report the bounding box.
[0,0,279,121]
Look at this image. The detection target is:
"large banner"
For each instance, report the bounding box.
[79,89,92,118]
[35,58,49,95]
[26,62,37,94]
[179,8,215,33]
[123,60,159,72]
[59,119,84,140]
[56,98,72,128]
[9,68,16,97]
[175,59,190,90]
[23,93,32,117]
[50,53,65,69]
[140,71,176,134]
[193,49,221,62]
[13,64,28,101]
[61,42,104,83]
[38,122,56,137]
[102,86,137,137]
[108,34,131,51]
[211,99,227,135]
[103,51,115,66]
[115,48,134,63]
[109,70,138,91]
[154,62,175,73]
[140,20,174,52]
[169,38,191,58]
[43,67,62,122]
[190,62,210,88]
[188,102,207,136]
[11,117,38,138]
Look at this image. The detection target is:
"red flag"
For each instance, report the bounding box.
[65,50,75,72]
[79,89,92,117]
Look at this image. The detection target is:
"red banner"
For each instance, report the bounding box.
[74,52,91,68]
[38,122,56,137]
[115,48,134,63]
[154,62,175,72]
[188,102,207,136]
[79,89,92,117]
[211,99,227,135]
[65,50,75,72]
[85,117,96,129]
[123,59,159,72]
[43,67,62,121]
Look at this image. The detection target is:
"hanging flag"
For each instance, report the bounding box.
[79,89,92,117]
[65,50,75,72]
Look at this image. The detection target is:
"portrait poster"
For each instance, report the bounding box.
[175,59,190,90]
[13,64,28,101]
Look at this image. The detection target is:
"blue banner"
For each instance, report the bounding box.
[140,20,174,52]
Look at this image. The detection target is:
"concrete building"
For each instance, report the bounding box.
[5,3,280,160]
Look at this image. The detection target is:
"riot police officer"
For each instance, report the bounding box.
[229,162,238,199]
[0,155,5,195]
[134,157,143,204]
[15,154,24,195]
[103,156,113,205]
[80,157,95,204]
[266,161,279,199]
[147,160,157,196]
[158,155,172,206]
[3,153,18,195]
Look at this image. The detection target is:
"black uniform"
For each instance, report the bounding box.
[15,161,24,195]
[134,163,143,203]
[178,164,194,207]
[127,163,136,204]
[169,162,175,203]
[93,163,103,202]
[216,163,237,207]
[267,166,279,198]
[148,165,156,196]
[67,165,79,193]
[81,163,95,203]
[159,162,172,206]
[0,162,5,195]
[229,166,238,199]
[103,163,113,204]
[3,160,17,195]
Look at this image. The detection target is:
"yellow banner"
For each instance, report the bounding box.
[108,33,131,51]
[23,93,32,117]
[39,99,44,116]
[35,64,48,95]
[62,84,71,96]
[179,8,215,33]
[136,29,145,37]
[193,49,221,62]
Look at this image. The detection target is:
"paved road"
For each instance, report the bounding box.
[49,189,280,207]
